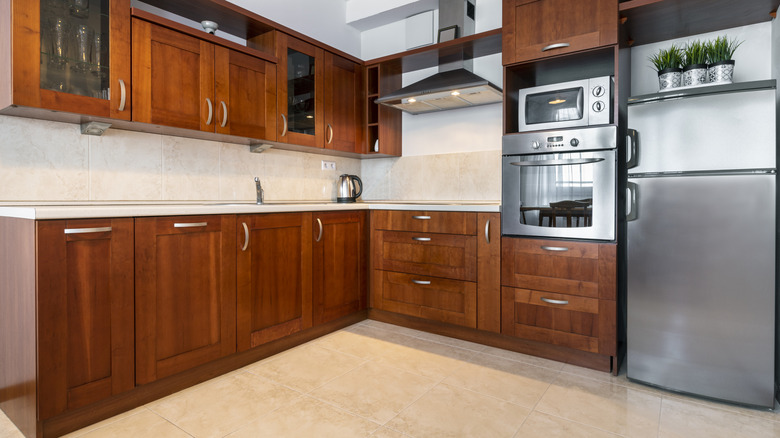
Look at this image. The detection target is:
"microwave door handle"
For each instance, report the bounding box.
[509,157,605,167]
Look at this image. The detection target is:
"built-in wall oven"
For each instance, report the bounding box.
[502,126,616,241]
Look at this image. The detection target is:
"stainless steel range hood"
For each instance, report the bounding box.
[375,0,502,115]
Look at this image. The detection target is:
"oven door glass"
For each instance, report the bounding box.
[502,149,616,241]
[524,87,584,125]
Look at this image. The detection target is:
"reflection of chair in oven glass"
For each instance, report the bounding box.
[540,199,592,227]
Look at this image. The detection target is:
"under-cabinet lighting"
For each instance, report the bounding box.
[80,121,111,136]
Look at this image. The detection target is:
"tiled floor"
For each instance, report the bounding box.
[3,320,780,437]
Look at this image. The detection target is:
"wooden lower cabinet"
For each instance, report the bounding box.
[134,215,237,385]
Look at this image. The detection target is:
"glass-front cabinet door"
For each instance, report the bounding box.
[10,0,131,119]
[277,33,323,147]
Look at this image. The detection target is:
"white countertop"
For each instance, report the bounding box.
[0,200,501,220]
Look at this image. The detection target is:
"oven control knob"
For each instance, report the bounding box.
[531,140,542,149]
[592,85,605,97]
[570,138,580,147]
[592,101,605,112]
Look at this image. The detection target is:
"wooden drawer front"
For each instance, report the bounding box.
[502,287,599,353]
[372,210,476,235]
[374,231,477,281]
[374,270,476,328]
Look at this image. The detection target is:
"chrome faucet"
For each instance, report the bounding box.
[254,177,264,204]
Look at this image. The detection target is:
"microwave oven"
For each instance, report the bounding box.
[518,76,613,132]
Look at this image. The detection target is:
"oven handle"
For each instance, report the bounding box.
[509,158,605,167]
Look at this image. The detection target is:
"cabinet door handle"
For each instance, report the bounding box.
[281,114,288,136]
[327,123,333,144]
[241,222,249,251]
[220,101,228,127]
[541,297,569,305]
[205,98,213,125]
[484,218,491,244]
[315,218,323,242]
[117,79,127,112]
[541,42,570,52]
[174,222,208,228]
[541,245,569,252]
[412,279,431,285]
[412,237,431,242]
[412,215,431,220]
[64,227,112,234]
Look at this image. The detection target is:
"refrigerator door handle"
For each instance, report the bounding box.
[626,181,638,221]
[626,129,639,169]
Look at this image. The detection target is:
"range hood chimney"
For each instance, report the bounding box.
[375,0,502,115]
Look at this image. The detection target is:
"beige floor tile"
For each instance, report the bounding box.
[372,336,478,381]
[658,397,780,438]
[661,389,780,423]
[245,343,367,392]
[226,395,379,438]
[0,411,24,438]
[480,345,567,371]
[442,352,559,408]
[386,383,530,438]
[311,361,438,424]
[315,325,416,359]
[370,427,408,437]
[63,407,151,437]
[515,411,622,438]
[412,330,491,352]
[535,372,662,438]
[148,371,300,438]
[65,408,189,438]
[360,320,429,339]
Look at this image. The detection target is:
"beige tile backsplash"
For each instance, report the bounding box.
[0,115,501,202]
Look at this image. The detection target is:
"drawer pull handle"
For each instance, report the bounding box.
[241,222,249,251]
[412,279,431,285]
[64,227,112,234]
[412,215,431,220]
[413,237,431,242]
[174,222,208,228]
[541,245,569,252]
[542,42,570,52]
[541,297,569,305]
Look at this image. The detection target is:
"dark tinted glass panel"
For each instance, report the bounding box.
[287,49,315,135]
[525,87,583,125]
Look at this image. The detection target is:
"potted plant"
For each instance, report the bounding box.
[682,40,708,86]
[707,35,742,83]
[650,45,683,91]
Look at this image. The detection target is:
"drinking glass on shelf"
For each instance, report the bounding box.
[91,32,103,77]
[73,24,91,73]
[46,17,69,69]
[69,0,89,18]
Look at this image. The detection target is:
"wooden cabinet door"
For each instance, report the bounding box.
[312,211,367,325]
[237,213,312,351]
[324,53,364,153]
[9,0,131,119]
[37,219,134,419]
[132,18,214,132]
[135,216,236,385]
[503,0,617,65]
[214,46,277,140]
[276,33,324,147]
[477,213,501,333]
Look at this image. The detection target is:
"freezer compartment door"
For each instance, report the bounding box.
[627,174,776,408]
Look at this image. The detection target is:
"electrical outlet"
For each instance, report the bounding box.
[321,160,336,171]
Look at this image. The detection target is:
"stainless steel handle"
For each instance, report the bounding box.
[327,123,333,144]
[627,182,638,221]
[174,222,208,228]
[220,101,228,127]
[412,215,431,220]
[281,114,288,136]
[484,219,491,244]
[541,42,570,52]
[64,227,112,234]
[541,245,569,252]
[413,237,431,242]
[205,98,213,125]
[241,222,249,251]
[627,129,639,169]
[316,218,323,242]
[118,79,127,112]
[510,158,605,167]
[541,297,569,305]
[412,279,431,285]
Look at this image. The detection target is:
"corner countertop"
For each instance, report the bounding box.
[0,200,501,220]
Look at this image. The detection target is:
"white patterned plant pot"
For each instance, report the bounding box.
[658,68,682,91]
[708,60,735,84]
[682,64,708,86]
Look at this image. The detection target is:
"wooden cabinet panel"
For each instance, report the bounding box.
[503,0,618,65]
[373,231,477,282]
[324,53,364,153]
[237,213,312,350]
[371,210,477,235]
[373,270,477,328]
[135,215,236,384]
[312,211,367,325]
[37,219,134,419]
[477,213,501,333]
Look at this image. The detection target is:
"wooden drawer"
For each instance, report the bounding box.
[501,238,616,300]
[372,210,476,235]
[501,286,615,354]
[373,270,477,328]
[373,230,477,282]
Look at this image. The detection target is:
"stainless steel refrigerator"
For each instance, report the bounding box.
[626,86,777,408]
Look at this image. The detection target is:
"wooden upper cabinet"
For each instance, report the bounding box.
[6,0,131,119]
[36,219,134,419]
[134,215,237,385]
[324,53,364,153]
[502,0,618,65]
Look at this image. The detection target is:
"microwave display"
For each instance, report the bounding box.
[524,87,584,125]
